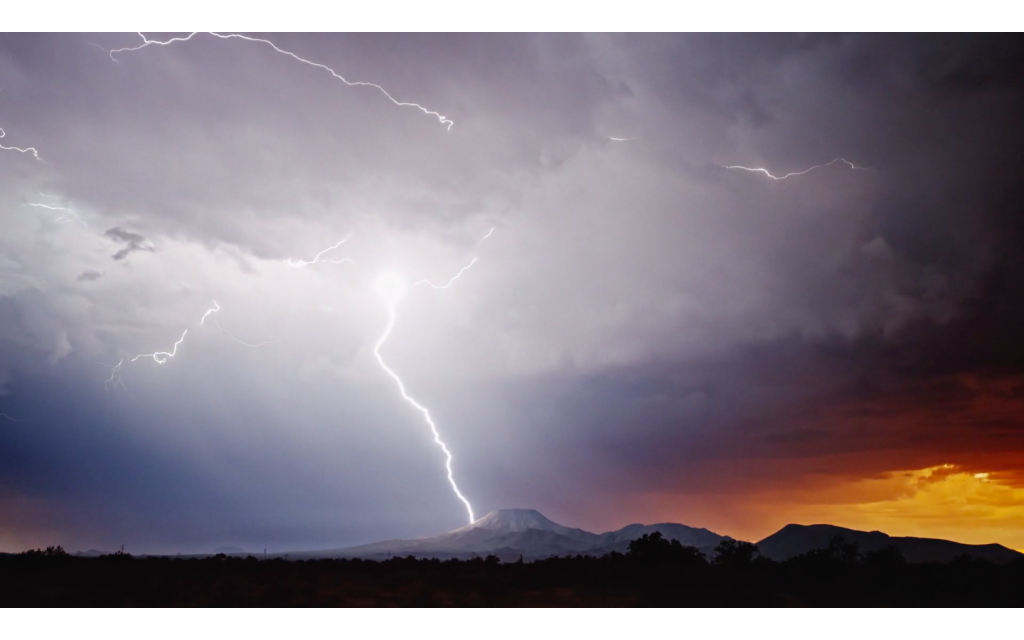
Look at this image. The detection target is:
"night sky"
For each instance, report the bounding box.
[2,33,1024,554]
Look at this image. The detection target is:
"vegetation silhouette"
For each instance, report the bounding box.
[712,540,761,567]
[628,532,708,567]
[1,535,1022,606]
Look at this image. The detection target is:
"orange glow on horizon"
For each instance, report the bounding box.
[616,463,1024,552]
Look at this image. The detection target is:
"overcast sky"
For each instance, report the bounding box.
[2,33,1024,554]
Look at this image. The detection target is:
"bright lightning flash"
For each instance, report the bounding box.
[724,157,871,180]
[372,260,481,524]
[375,273,407,303]
[0,127,40,160]
[108,33,454,131]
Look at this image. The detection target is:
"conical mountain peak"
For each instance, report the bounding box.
[467,509,563,532]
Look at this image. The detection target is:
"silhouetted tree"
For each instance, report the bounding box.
[21,546,68,558]
[628,532,671,559]
[713,540,759,566]
[828,536,860,563]
[2,542,1023,606]
[797,536,861,565]
[863,545,906,569]
[628,532,707,567]
[105,548,134,562]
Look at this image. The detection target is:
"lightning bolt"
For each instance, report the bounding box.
[609,136,634,142]
[25,202,78,224]
[286,235,355,268]
[110,301,269,382]
[101,359,126,392]
[1,412,26,422]
[200,300,275,348]
[409,258,478,290]
[407,227,492,289]
[0,127,40,160]
[107,33,454,131]
[373,291,476,525]
[724,157,871,180]
[131,329,189,365]
[372,254,485,525]
[88,28,482,521]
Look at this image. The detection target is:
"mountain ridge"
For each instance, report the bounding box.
[290,508,730,561]
[755,523,1022,564]
[283,509,1023,565]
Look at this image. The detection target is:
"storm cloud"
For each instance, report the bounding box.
[2,33,1024,553]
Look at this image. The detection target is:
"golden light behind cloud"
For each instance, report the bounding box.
[627,463,1024,551]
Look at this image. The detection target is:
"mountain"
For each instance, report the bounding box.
[756,524,1023,564]
[448,508,599,543]
[74,549,110,557]
[284,510,1023,564]
[290,508,730,561]
[596,523,728,552]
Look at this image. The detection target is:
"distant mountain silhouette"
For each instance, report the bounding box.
[282,510,1024,564]
[74,549,110,557]
[289,508,730,561]
[756,524,1023,564]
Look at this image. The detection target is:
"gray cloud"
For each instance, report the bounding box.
[104,227,154,261]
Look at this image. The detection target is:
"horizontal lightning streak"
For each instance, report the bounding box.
[0,127,40,160]
[108,33,454,130]
[129,301,270,365]
[106,302,269,388]
[26,202,77,224]
[724,158,871,180]
[1,412,26,422]
[131,329,189,364]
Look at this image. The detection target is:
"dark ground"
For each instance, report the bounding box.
[3,535,1023,606]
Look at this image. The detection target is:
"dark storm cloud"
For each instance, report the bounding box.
[2,33,1024,550]
[104,226,153,260]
